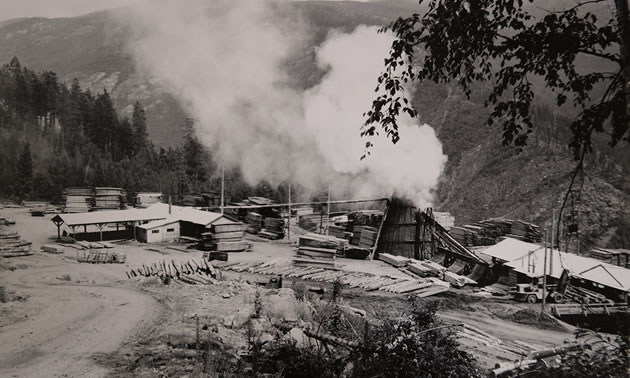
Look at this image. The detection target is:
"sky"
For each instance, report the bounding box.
[0,0,141,21]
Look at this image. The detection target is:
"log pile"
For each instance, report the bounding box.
[214,260,451,297]
[198,222,248,252]
[0,229,33,257]
[449,219,542,247]
[127,259,218,285]
[564,286,614,305]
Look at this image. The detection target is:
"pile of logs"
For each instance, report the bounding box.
[127,259,218,285]
[198,222,248,252]
[564,285,614,305]
[450,218,542,247]
[0,229,33,257]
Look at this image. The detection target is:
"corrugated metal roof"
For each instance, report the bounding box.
[483,237,630,291]
[52,203,225,228]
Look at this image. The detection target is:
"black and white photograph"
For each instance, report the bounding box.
[0,0,628,376]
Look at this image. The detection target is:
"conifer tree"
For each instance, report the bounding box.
[13,142,33,200]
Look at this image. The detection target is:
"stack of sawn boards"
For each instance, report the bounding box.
[449,218,542,247]
[0,228,33,257]
[295,233,349,267]
[213,260,450,297]
[259,217,284,240]
[199,222,248,252]
[379,253,477,288]
[245,212,263,234]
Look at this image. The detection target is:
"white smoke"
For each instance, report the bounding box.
[120,0,446,207]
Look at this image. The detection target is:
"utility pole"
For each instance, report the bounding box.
[542,229,548,316]
[220,166,225,215]
[326,182,331,236]
[550,209,555,276]
[287,182,291,242]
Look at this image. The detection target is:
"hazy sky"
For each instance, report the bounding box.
[0,0,141,21]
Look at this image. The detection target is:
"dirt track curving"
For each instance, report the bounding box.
[0,281,160,378]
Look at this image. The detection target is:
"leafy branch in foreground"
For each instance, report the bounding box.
[363,0,629,160]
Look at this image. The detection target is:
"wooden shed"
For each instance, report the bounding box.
[137,219,180,243]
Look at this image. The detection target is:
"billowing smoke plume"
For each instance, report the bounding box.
[120,0,446,207]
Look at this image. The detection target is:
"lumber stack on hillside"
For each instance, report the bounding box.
[198,222,248,252]
[450,218,542,247]
[0,228,33,257]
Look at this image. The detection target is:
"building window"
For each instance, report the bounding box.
[167,228,175,232]
[152,230,160,234]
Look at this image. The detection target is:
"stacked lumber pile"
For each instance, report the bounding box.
[202,251,228,262]
[0,229,33,257]
[260,217,284,240]
[450,218,542,247]
[348,210,383,228]
[215,261,450,297]
[354,226,378,248]
[564,286,614,305]
[94,187,125,210]
[127,259,218,285]
[198,222,248,252]
[328,224,347,239]
[64,187,93,213]
[135,192,163,208]
[379,253,411,267]
[77,249,126,263]
[0,216,15,226]
[295,234,339,267]
[245,212,263,234]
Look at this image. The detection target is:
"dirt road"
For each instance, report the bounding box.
[0,282,159,378]
[0,254,160,378]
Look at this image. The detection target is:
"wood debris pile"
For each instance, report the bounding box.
[379,253,477,288]
[198,222,248,252]
[0,228,33,257]
[214,260,450,297]
[77,249,126,263]
[450,219,542,247]
[457,322,543,361]
[127,259,218,285]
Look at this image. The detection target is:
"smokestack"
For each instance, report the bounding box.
[168,195,172,215]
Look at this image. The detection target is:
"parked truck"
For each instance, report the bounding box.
[514,269,570,304]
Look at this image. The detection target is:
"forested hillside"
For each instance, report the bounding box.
[0,58,291,205]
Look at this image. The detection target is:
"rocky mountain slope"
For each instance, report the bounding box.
[0,1,627,248]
